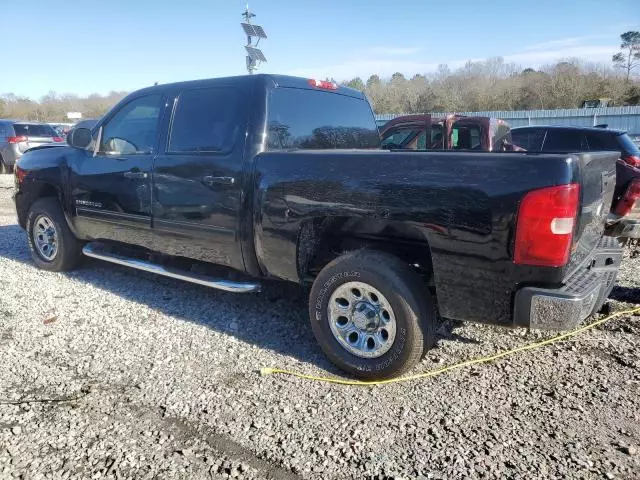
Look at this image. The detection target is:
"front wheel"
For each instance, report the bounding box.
[309,250,436,380]
[26,198,83,271]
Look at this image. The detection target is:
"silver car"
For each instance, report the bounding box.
[0,120,63,173]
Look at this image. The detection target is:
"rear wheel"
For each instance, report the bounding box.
[309,250,436,380]
[26,198,83,271]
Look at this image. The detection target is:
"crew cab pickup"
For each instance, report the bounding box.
[13,75,621,379]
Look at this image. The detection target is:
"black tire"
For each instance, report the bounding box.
[309,250,436,380]
[26,198,83,271]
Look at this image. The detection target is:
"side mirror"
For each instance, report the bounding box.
[67,127,92,149]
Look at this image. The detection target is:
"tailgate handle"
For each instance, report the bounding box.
[203,176,235,187]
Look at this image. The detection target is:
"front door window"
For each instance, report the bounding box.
[100,95,163,155]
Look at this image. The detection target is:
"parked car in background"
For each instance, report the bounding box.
[581,98,613,108]
[0,120,64,174]
[512,125,640,241]
[69,118,99,133]
[380,114,519,151]
[48,123,73,138]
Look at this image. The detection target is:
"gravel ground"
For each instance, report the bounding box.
[1,174,640,480]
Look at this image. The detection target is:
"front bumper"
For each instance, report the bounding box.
[513,237,622,330]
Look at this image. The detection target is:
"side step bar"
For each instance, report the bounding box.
[82,243,261,293]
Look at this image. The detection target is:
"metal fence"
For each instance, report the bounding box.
[375,106,640,137]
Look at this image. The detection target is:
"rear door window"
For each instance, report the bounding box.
[267,88,380,150]
[13,124,57,137]
[511,128,546,151]
[542,130,588,152]
[168,87,241,154]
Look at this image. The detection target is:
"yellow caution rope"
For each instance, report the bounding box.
[260,306,640,386]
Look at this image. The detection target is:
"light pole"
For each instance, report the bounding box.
[241,4,267,74]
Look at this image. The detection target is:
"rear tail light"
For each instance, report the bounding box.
[614,179,640,218]
[8,136,27,144]
[514,184,580,267]
[15,166,28,184]
[52,136,64,143]
[622,154,640,168]
[308,79,338,90]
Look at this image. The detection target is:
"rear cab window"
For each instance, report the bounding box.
[267,88,380,150]
[13,124,57,137]
[168,87,241,154]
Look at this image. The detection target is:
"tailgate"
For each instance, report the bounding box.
[567,151,617,272]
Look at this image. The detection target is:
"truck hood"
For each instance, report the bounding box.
[17,145,74,171]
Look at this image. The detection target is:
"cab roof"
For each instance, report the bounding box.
[133,74,366,100]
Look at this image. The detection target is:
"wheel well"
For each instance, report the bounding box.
[35,183,59,200]
[20,183,60,227]
[298,217,435,283]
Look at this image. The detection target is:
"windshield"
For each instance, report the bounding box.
[381,128,421,149]
[13,123,58,137]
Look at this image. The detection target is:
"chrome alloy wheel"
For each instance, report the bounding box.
[328,281,397,358]
[32,214,58,261]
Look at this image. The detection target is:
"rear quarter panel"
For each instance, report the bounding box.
[253,150,589,325]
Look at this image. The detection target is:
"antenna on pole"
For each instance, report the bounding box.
[241,3,267,74]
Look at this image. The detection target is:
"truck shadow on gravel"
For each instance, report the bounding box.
[0,223,477,373]
[0,224,337,372]
[610,285,640,305]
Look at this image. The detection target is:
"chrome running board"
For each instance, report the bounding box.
[82,243,261,293]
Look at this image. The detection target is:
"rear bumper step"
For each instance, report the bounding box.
[513,237,622,330]
[82,243,261,293]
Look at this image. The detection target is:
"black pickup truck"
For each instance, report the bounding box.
[13,75,622,379]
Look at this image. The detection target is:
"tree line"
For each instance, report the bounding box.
[1,32,639,120]
[343,58,639,115]
[0,91,128,123]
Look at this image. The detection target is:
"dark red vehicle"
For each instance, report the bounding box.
[380,114,519,152]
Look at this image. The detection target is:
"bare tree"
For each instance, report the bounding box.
[612,31,640,81]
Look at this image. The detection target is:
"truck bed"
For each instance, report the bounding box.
[253,149,618,325]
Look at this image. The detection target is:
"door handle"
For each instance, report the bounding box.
[202,176,235,187]
[123,171,148,179]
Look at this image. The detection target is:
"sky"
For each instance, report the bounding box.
[1,0,638,100]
